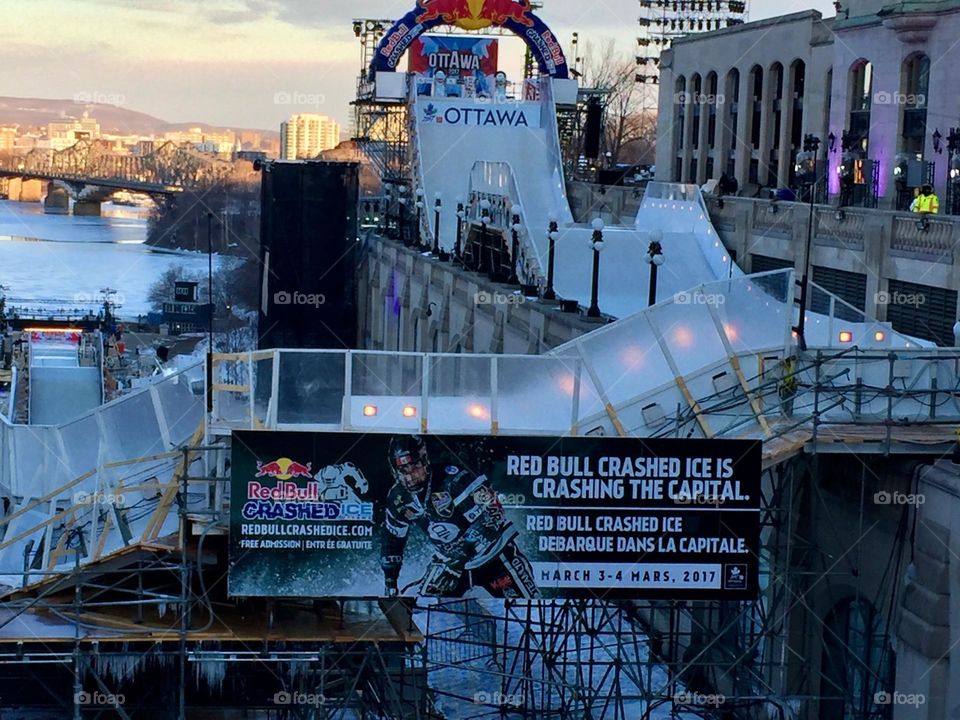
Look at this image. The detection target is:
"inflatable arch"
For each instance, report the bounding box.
[370,0,569,79]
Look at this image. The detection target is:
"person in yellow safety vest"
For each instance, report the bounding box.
[915,184,940,214]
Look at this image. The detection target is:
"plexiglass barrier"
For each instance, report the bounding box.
[0,362,207,589]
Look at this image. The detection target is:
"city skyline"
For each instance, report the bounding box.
[4,0,834,134]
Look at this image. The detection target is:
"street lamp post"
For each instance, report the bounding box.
[206,212,214,413]
[794,134,821,351]
[646,229,664,307]
[509,208,523,285]
[543,217,559,301]
[587,218,604,318]
[398,185,408,246]
[455,198,465,264]
[415,187,425,249]
[433,192,442,256]
[948,128,960,216]
[478,199,492,273]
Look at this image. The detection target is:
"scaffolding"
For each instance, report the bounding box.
[1,340,954,716]
[637,0,747,87]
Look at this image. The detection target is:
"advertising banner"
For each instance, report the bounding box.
[371,1,569,79]
[229,432,761,600]
[419,97,542,129]
[408,36,498,82]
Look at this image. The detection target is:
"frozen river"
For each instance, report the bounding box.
[0,199,221,318]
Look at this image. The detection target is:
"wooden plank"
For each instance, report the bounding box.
[211,384,249,393]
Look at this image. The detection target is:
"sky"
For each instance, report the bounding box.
[2,0,835,133]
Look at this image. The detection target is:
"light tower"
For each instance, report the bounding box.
[636,0,748,87]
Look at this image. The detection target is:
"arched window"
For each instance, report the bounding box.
[675,75,687,153]
[748,65,764,183]
[691,74,703,150]
[726,68,741,177]
[788,59,807,188]
[707,71,719,151]
[790,59,806,149]
[848,60,873,155]
[770,62,784,151]
[749,65,763,150]
[819,599,894,720]
[900,53,930,155]
[675,75,686,182]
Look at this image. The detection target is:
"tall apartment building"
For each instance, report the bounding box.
[280,114,341,160]
[47,114,101,151]
[0,127,17,153]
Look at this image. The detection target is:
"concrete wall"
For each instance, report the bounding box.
[898,461,960,719]
[706,194,960,335]
[358,237,601,355]
[566,182,643,226]
[4,178,43,202]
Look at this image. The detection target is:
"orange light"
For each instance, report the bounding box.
[874,330,886,342]
[556,375,576,395]
[672,326,694,348]
[468,404,489,419]
[363,404,378,417]
[838,331,853,343]
[622,346,645,369]
[402,405,417,418]
[723,323,738,341]
[791,330,799,339]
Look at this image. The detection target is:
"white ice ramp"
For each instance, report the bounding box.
[30,366,102,426]
[413,91,571,261]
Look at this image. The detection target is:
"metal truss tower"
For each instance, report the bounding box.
[636,0,747,86]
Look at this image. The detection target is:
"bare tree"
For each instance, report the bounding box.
[578,40,657,165]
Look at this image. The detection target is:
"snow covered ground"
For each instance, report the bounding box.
[0,199,224,317]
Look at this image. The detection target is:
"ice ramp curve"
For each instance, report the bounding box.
[412,88,572,258]
[545,267,927,440]
[546,183,740,319]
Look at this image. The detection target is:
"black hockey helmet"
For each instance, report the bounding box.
[387,435,431,491]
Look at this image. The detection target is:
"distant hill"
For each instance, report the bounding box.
[0,96,278,139]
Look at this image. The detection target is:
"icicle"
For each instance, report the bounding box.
[194,657,227,694]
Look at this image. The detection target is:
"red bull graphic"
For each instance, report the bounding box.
[254,457,314,480]
[371,0,568,80]
[416,0,534,29]
[408,36,498,76]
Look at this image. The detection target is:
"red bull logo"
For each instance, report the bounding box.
[255,457,313,480]
[416,0,535,30]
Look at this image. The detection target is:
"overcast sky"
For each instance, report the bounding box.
[3,0,834,132]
